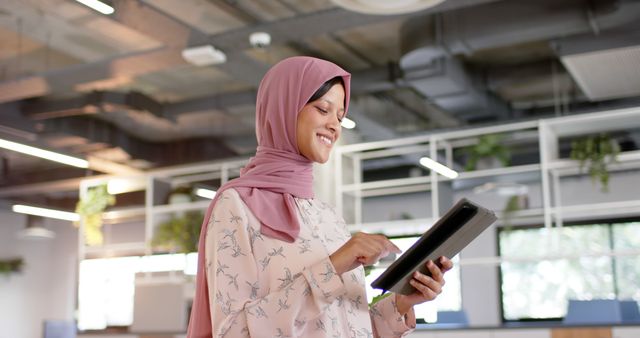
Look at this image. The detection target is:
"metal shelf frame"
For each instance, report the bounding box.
[77,157,249,260]
[334,106,640,245]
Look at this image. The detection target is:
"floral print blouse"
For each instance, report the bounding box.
[204,188,415,337]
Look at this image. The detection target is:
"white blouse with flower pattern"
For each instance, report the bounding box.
[204,188,415,337]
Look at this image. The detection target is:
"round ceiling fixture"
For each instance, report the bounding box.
[17,226,56,240]
[249,32,271,49]
[16,215,56,241]
[331,0,446,15]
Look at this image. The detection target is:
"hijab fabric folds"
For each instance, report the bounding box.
[187,56,351,338]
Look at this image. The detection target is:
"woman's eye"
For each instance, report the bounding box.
[317,107,328,114]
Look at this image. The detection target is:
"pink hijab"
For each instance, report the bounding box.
[187,56,351,338]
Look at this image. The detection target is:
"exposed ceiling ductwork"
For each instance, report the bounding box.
[399,0,640,118]
[0,0,639,207]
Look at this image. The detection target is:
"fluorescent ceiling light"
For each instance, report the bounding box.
[12,204,80,222]
[181,45,227,66]
[341,117,356,129]
[74,0,115,15]
[195,188,216,199]
[419,156,459,179]
[107,178,146,195]
[0,138,88,168]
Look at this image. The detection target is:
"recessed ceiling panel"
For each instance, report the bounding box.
[562,45,640,100]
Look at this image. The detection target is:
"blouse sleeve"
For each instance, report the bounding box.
[205,190,347,337]
[370,294,416,338]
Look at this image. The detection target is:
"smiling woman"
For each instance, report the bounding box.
[296,77,345,164]
[187,56,453,338]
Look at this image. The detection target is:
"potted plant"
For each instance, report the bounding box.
[463,134,511,171]
[570,133,620,192]
[0,258,24,276]
[75,184,115,246]
[151,211,203,253]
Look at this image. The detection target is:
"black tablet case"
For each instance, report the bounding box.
[371,198,497,295]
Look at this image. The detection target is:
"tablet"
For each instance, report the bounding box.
[371,198,496,295]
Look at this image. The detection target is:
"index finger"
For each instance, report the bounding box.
[381,235,402,254]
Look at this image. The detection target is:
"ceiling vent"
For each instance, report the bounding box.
[555,29,640,101]
[181,45,227,66]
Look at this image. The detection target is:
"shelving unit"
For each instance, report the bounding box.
[77,107,640,260]
[335,106,640,237]
[72,107,640,332]
[77,157,249,260]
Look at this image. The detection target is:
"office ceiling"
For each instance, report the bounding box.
[0,0,639,208]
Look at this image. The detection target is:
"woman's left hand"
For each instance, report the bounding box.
[395,256,454,315]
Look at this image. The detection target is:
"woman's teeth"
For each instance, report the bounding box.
[318,135,332,146]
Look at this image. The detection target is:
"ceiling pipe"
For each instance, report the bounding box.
[0,0,504,104]
[22,66,400,121]
[401,0,635,63]
[399,0,640,118]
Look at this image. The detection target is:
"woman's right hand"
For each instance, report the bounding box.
[329,232,401,275]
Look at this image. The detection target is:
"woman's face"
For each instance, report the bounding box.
[296,84,345,163]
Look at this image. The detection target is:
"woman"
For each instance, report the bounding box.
[188,56,453,338]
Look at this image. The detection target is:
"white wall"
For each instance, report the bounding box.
[0,212,77,338]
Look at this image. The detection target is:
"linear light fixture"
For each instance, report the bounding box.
[74,0,115,15]
[107,178,146,195]
[195,188,217,199]
[419,156,459,179]
[12,204,80,222]
[0,138,88,168]
[341,117,356,129]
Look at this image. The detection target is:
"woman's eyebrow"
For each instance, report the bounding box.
[320,99,345,112]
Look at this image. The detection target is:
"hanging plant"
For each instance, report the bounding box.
[75,184,115,246]
[464,134,511,171]
[0,258,24,275]
[570,133,620,192]
[151,211,203,253]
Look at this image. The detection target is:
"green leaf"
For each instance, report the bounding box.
[151,211,204,253]
[464,133,511,171]
[75,184,115,246]
[569,133,619,192]
[369,292,392,307]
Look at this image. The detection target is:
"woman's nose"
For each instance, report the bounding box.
[328,113,341,131]
[327,119,339,133]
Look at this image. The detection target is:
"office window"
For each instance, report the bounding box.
[364,236,462,323]
[613,222,640,300]
[77,257,138,330]
[499,221,640,321]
